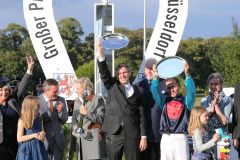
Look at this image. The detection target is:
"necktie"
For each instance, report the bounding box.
[48,100,54,113]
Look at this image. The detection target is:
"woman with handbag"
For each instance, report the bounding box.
[201,73,232,159]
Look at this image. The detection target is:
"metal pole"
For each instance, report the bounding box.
[143,0,146,56]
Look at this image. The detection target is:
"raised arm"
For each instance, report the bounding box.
[149,64,166,110]
[97,42,115,89]
[15,56,34,101]
[184,63,196,111]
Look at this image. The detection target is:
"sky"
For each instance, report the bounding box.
[0,0,240,39]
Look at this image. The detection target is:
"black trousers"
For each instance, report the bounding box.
[106,127,140,160]
[140,141,160,160]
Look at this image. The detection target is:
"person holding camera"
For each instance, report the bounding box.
[72,77,107,160]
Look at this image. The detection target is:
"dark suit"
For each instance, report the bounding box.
[98,59,146,160]
[138,79,163,160]
[38,94,68,160]
[232,84,240,157]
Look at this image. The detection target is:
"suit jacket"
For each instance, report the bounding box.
[38,94,68,151]
[138,79,162,142]
[232,84,240,139]
[71,94,107,160]
[98,59,146,138]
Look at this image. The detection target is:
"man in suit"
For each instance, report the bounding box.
[38,78,68,160]
[232,83,240,158]
[138,58,166,160]
[97,43,147,160]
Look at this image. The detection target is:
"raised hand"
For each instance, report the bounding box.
[97,39,104,59]
[26,56,34,72]
[184,62,190,76]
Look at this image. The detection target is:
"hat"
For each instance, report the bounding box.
[145,58,157,69]
[0,76,10,87]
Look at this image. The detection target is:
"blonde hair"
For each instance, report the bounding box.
[20,96,40,129]
[188,106,207,136]
[75,77,94,93]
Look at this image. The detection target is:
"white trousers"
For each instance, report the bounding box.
[161,133,190,160]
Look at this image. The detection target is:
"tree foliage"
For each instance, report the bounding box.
[0,17,240,93]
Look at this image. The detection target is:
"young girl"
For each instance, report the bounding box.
[16,96,48,160]
[188,106,221,160]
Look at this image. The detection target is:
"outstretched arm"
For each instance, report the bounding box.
[15,56,34,100]
[97,42,115,89]
[184,63,196,111]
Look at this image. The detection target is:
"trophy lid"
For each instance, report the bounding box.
[101,33,129,50]
[156,56,186,79]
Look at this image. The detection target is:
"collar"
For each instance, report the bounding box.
[124,82,132,88]
[78,97,84,104]
[43,94,50,102]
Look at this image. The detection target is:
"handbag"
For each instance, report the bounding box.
[207,113,223,131]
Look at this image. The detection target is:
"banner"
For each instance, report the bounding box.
[135,0,188,83]
[23,0,76,100]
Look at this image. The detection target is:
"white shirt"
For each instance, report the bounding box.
[124,83,134,98]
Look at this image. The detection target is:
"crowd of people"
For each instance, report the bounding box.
[0,43,239,160]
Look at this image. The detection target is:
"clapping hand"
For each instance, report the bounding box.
[57,101,64,113]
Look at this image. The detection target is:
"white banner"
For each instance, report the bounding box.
[135,0,188,83]
[23,0,76,100]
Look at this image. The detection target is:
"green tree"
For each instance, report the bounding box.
[75,60,94,82]
[231,16,240,38]
[207,37,240,87]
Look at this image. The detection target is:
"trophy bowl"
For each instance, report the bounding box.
[156,56,186,79]
[101,33,129,50]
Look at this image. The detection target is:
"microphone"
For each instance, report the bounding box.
[82,90,89,106]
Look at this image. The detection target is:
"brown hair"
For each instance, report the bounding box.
[188,106,207,136]
[20,96,40,129]
[207,73,224,85]
[42,78,59,91]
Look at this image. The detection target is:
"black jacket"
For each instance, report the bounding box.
[232,84,240,139]
[98,59,146,138]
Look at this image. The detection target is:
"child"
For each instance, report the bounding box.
[188,106,220,160]
[16,96,48,160]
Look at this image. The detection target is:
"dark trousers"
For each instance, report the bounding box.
[140,142,160,160]
[106,127,140,160]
